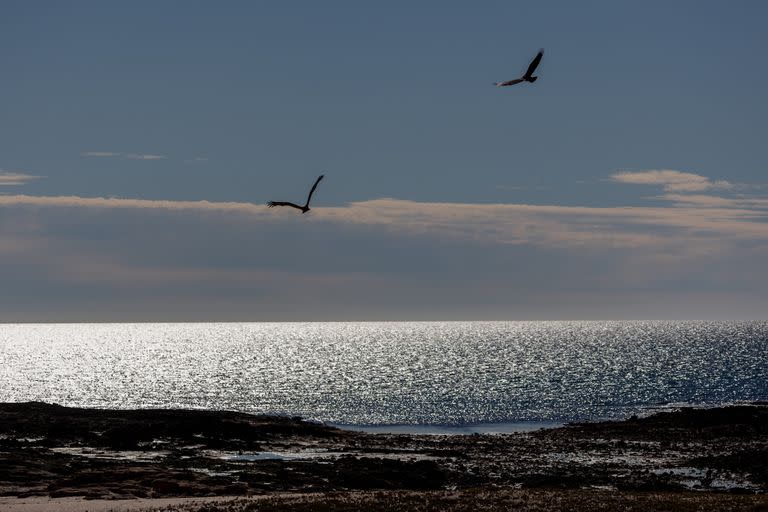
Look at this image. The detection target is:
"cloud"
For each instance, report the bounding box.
[0,171,43,186]
[3,167,768,321]
[81,152,122,157]
[2,194,768,253]
[323,199,768,254]
[124,153,166,160]
[3,191,768,320]
[610,170,734,192]
[658,194,768,208]
[184,157,208,164]
[81,152,166,160]
[0,194,261,213]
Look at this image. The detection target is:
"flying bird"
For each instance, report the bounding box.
[267,174,324,214]
[494,50,544,87]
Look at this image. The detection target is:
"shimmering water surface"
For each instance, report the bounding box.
[1,322,766,425]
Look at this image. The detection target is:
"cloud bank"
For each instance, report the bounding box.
[2,191,767,252]
[610,169,734,192]
[2,168,767,320]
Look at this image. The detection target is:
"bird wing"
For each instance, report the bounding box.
[267,201,304,210]
[524,50,543,77]
[495,78,525,87]
[304,174,324,207]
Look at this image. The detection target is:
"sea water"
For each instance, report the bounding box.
[0,321,766,425]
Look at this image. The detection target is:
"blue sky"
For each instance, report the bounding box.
[1,1,767,320]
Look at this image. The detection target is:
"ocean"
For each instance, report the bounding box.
[1,321,766,426]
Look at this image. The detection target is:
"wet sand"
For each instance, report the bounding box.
[2,490,767,512]
[1,402,766,510]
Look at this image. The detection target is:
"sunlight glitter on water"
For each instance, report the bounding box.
[1,321,766,425]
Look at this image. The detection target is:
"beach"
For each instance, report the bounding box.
[1,402,766,511]
[2,490,766,512]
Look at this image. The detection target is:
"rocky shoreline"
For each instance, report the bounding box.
[1,402,766,510]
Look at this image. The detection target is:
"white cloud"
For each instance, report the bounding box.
[184,157,208,163]
[81,152,122,158]
[610,169,734,192]
[81,152,166,160]
[0,194,260,213]
[2,194,768,252]
[0,171,42,186]
[124,153,166,160]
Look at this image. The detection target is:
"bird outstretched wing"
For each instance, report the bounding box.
[267,201,304,210]
[524,50,543,78]
[495,78,525,87]
[304,174,324,207]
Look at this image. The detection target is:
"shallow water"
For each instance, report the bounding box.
[335,421,562,435]
[0,321,766,425]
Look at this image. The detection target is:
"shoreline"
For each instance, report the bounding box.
[2,402,766,510]
[1,490,767,512]
[334,421,564,435]
[3,398,759,430]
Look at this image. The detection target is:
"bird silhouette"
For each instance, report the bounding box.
[494,50,544,87]
[267,174,324,214]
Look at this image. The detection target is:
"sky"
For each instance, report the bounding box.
[1,1,767,321]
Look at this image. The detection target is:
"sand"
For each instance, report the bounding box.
[2,490,767,512]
